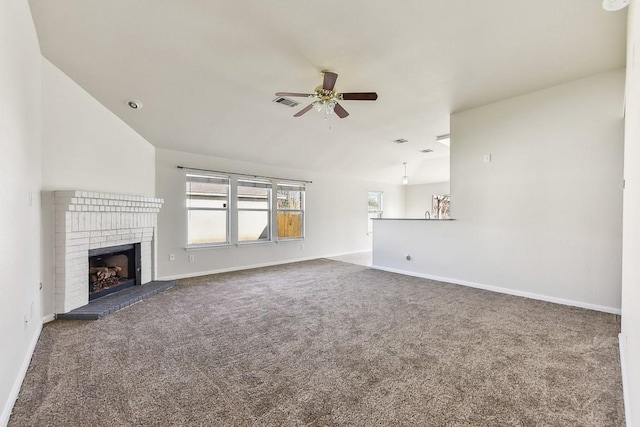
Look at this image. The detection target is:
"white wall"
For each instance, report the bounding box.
[156,148,403,279]
[39,58,157,319]
[40,58,155,196]
[621,2,640,425]
[374,69,624,313]
[404,182,450,218]
[0,1,43,425]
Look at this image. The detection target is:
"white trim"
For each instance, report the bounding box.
[332,249,372,256]
[371,265,621,314]
[157,250,371,281]
[619,333,631,426]
[42,314,56,324]
[0,321,42,427]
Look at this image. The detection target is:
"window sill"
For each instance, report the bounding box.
[185,238,305,250]
[237,240,274,246]
[185,243,232,251]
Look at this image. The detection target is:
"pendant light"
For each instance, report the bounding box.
[402,162,409,186]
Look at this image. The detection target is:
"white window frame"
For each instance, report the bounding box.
[236,178,272,244]
[276,182,306,241]
[186,173,231,247]
[367,191,383,234]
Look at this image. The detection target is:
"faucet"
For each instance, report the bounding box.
[424,210,431,219]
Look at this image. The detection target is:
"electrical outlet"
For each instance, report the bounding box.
[169,254,176,261]
[188,254,195,263]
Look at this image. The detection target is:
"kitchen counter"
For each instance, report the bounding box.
[373,218,455,221]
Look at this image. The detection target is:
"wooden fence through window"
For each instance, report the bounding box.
[277,212,302,238]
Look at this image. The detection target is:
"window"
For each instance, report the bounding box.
[185,171,306,247]
[432,195,450,219]
[186,174,230,245]
[277,183,305,239]
[368,191,383,234]
[237,179,271,242]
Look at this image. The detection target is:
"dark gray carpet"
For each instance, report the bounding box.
[10,259,624,426]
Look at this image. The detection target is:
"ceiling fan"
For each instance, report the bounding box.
[276,71,377,119]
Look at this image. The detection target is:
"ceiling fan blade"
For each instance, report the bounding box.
[322,72,338,91]
[333,102,349,118]
[276,92,313,97]
[340,92,378,101]
[294,103,315,117]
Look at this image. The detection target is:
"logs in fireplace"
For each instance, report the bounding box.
[88,243,141,300]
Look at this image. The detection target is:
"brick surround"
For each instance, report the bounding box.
[54,191,163,314]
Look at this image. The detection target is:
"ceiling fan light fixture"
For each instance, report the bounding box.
[276,71,377,121]
[602,0,629,10]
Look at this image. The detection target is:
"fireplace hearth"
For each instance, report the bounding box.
[89,243,141,300]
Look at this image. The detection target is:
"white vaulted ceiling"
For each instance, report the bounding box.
[28,0,626,184]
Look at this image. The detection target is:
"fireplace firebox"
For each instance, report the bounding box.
[88,243,141,301]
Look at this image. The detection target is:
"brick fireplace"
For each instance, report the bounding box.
[54,191,163,314]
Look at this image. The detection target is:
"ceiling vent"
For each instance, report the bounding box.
[392,138,408,144]
[273,97,300,108]
[420,149,434,153]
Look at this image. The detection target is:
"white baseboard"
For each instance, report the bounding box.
[371,265,621,315]
[0,321,43,427]
[619,333,631,427]
[157,251,369,281]
[328,249,372,256]
[42,314,55,324]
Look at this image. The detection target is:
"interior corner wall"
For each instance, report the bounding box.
[0,1,44,425]
[404,182,450,218]
[621,1,640,425]
[449,69,625,309]
[155,148,403,279]
[374,69,624,312]
[40,58,155,197]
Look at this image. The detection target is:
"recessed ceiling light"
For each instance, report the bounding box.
[602,0,629,11]
[436,134,450,146]
[420,149,434,153]
[392,138,408,144]
[127,100,143,110]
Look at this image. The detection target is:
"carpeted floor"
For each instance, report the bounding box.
[10,259,624,426]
